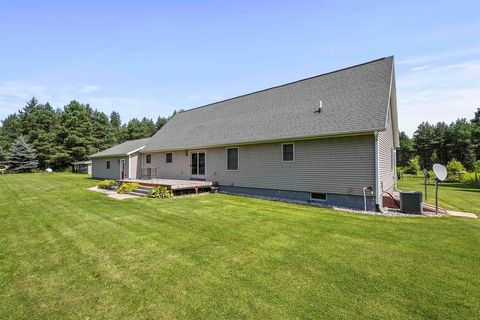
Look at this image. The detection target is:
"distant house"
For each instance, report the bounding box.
[90,138,150,180]
[73,160,92,175]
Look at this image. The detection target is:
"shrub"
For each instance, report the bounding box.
[446,159,466,182]
[464,172,480,187]
[117,182,140,194]
[147,186,174,198]
[97,180,116,189]
[473,160,480,173]
[404,156,421,175]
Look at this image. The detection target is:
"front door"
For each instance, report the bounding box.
[120,159,126,179]
[190,152,206,179]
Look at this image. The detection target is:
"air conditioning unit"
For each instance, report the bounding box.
[400,191,423,214]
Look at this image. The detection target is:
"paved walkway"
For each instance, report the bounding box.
[447,210,478,219]
[87,186,139,200]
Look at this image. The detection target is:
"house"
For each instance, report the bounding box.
[73,160,92,175]
[90,138,150,180]
[139,57,399,211]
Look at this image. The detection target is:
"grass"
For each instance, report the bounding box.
[397,175,480,214]
[0,173,479,319]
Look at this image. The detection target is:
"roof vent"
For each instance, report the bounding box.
[314,100,323,113]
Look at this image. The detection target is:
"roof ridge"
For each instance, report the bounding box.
[178,56,393,114]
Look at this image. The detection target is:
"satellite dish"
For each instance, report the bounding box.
[433,164,447,181]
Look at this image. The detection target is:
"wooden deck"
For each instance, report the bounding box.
[118,178,213,191]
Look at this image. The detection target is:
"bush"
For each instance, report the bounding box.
[97,180,116,189]
[446,159,466,182]
[404,156,421,175]
[464,172,480,187]
[147,186,174,198]
[473,160,480,173]
[117,182,140,194]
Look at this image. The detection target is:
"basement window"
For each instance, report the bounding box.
[166,152,173,164]
[106,160,111,169]
[310,192,327,201]
[282,143,295,162]
[146,154,152,164]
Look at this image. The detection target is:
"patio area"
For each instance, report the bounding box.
[118,178,214,191]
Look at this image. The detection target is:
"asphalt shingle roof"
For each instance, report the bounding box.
[144,57,394,152]
[90,138,150,158]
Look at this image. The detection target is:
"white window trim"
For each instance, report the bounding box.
[310,192,327,201]
[281,143,295,162]
[226,147,239,171]
[165,152,173,164]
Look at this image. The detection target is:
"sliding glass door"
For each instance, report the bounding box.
[190,152,206,179]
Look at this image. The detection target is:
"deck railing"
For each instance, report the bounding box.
[141,167,161,179]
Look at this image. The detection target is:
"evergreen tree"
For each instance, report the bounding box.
[155,116,168,130]
[56,100,96,164]
[0,146,7,166]
[0,114,22,149]
[92,110,116,151]
[8,136,38,172]
[110,111,122,143]
[21,102,59,168]
[397,131,414,167]
[413,122,435,169]
[451,119,476,169]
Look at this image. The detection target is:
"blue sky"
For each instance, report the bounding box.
[0,0,479,135]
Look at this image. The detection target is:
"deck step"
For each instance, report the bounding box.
[128,191,148,197]
[137,185,154,190]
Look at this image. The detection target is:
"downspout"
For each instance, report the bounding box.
[374,131,382,212]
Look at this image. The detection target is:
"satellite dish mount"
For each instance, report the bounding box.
[432,164,448,215]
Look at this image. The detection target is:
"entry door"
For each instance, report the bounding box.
[120,159,126,179]
[190,152,206,179]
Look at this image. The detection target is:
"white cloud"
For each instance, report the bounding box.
[411,65,431,71]
[397,47,480,65]
[397,60,480,135]
[78,85,101,94]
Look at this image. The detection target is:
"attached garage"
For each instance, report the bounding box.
[90,138,149,180]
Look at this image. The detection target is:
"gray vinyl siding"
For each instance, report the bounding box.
[91,156,129,180]
[148,135,375,196]
[378,102,396,192]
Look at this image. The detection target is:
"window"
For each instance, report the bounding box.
[282,143,295,162]
[106,160,111,169]
[146,154,152,164]
[226,147,239,171]
[166,152,173,164]
[310,192,327,201]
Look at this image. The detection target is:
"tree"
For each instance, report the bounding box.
[448,119,475,170]
[0,113,22,150]
[397,131,414,167]
[8,136,38,172]
[110,111,122,143]
[57,100,96,164]
[0,146,7,166]
[155,116,168,130]
[472,108,480,125]
[413,122,435,169]
[20,102,59,168]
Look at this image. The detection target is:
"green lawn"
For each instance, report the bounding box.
[0,174,479,319]
[397,175,480,214]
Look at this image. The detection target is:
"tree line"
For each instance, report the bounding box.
[0,97,180,169]
[398,108,480,172]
